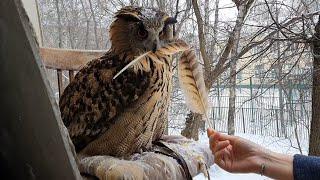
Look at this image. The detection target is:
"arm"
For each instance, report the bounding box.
[293,154,320,180]
[262,151,293,180]
[207,129,293,180]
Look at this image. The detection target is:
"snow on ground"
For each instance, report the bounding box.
[193,132,308,180]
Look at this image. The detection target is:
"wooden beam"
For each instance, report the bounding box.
[0,0,81,179]
[39,47,105,71]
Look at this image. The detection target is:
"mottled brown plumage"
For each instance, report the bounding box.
[59,6,177,157]
[60,6,209,161]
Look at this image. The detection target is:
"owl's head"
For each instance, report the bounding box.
[109,6,177,60]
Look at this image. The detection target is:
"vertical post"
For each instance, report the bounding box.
[57,69,63,98]
[212,107,215,129]
[241,107,246,133]
[259,87,263,135]
[275,109,280,137]
[250,77,254,133]
[69,70,74,82]
[217,78,221,120]
[288,79,293,126]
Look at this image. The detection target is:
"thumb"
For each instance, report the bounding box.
[207,128,215,137]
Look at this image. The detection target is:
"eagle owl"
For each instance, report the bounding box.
[59,6,178,157]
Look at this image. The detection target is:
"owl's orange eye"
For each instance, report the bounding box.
[137,28,148,39]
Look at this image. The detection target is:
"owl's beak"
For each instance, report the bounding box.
[151,38,160,53]
[152,42,159,53]
[144,29,161,53]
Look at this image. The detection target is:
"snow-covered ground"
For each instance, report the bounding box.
[193,132,308,180]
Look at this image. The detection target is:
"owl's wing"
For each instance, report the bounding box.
[59,54,150,151]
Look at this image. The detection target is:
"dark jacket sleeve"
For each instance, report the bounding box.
[293,154,320,180]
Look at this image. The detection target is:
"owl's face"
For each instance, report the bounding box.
[109,6,177,59]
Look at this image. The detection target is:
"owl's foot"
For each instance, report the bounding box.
[138,145,153,154]
[139,147,151,154]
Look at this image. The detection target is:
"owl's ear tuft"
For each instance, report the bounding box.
[115,6,142,22]
[116,13,141,22]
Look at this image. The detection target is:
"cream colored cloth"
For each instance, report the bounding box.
[79,135,213,180]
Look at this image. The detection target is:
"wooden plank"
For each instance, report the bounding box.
[39,47,105,71]
[0,0,81,179]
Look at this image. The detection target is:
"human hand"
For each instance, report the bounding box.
[207,128,293,180]
[207,128,268,174]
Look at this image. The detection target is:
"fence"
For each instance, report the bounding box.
[209,86,312,142]
[169,84,312,143]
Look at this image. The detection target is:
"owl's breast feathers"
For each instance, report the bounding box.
[59,51,172,153]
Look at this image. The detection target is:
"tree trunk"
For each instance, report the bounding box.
[227,1,248,135]
[309,15,320,156]
[228,61,236,135]
[211,0,219,58]
[80,0,89,49]
[182,0,254,138]
[274,2,287,138]
[54,0,62,48]
[181,0,210,139]
[88,0,99,49]
[191,0,211,85]
[60,0,74,49]
[181,112,202,140]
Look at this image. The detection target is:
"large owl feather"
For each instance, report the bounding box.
[178,49,209,116]
[113,39,190,79]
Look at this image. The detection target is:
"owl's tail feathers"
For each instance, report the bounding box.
[178,49,212,127]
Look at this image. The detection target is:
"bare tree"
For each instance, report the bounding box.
[38,0,320,146]
[309,15,320,156]
[54,0,63,48]
[88,0,99,49]
[182,0,255,138]
[80,0,90,49]
[228,0,254,135]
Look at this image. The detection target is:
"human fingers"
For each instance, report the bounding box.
[213,140,230,153]
[207,128,215,137]
[209,130,235,143]
[209,131,220,150]
[214,148,230,169]
[215,148,234,172]
[216,132,236,142]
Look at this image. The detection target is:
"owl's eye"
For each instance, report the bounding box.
[137,27,148,39]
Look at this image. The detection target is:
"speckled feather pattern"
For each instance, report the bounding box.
[59,6,207,159]
[59,50,173,156]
